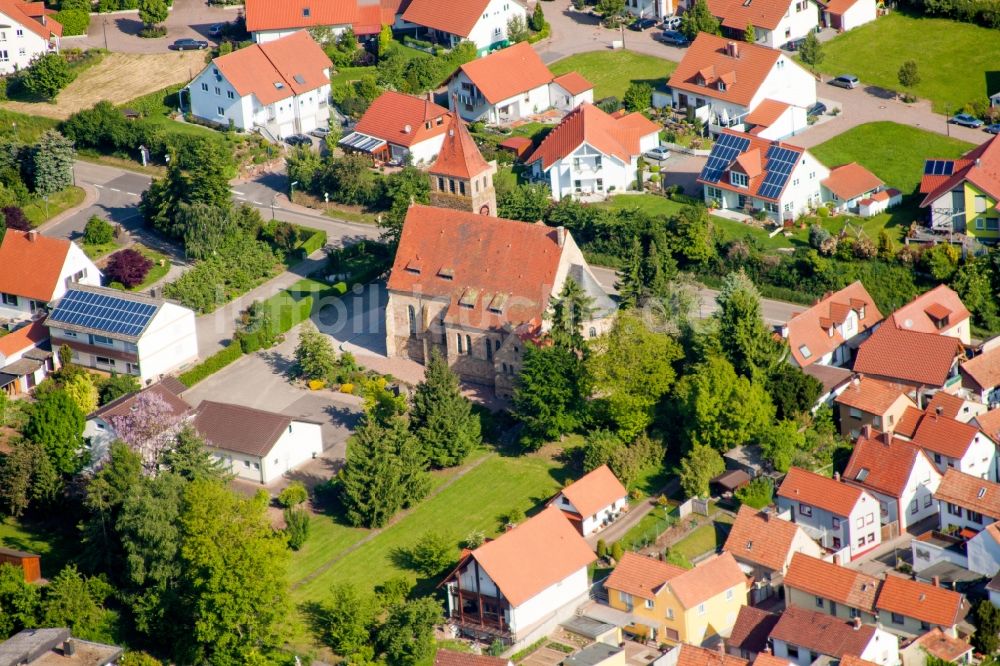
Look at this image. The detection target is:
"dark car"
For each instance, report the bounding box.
[655,29,690,46]
[783,38,805,51]
[172,38,208,50]
[828,74,859,89]
[985,123,1000,134]
[807,102,827,117]
[208,23,224,37]
[629,17,658,30]
[950,113,984,128]
[285,134,313,146]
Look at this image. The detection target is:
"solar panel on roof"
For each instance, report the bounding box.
[924,160,955,176]
[757,145,801,201]
[48,290,158,339]
[700,133,751,183]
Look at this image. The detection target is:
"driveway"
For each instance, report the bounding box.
[70,0,239,53]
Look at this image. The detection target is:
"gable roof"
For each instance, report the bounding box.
[455,41,557,104]
[0,0,61,40]
[435,649,510,666]
[974,408,1000,441]
[835,377,913,416]
[728,606,779,655]
[933,468,1000,518]
[552,71,594,96]
[785,281,882,367]
[0,230,73,302]
[402,0,492,37]
[853,324,963,386]
[769,606,877,657]
[911,412,983,459]
[89,378,191,422]
[706,0,797,31]
[697,130,806,204]
[355,90,450,148]
[459,506,595,607]
[723,505,806,572]
[554,465,628,518]
[605,551,686,601]
[890,285,971,337]
[525,103,659,171]
[212,31,332,106]
[844,430,933,498]
[804,363,853,394]
[428,115,491,180]
[753,655,793,666]
[824,0,862,13]
[668,33,782,107]
[745,98,790,127]
[925,391,968,421]
[192,401,295,458]
[387,204,565,330]
[961,346,1000,391]
[920,136,1000,208]
[674,644,749,666]
[777,466,866,517]
[0,320,47,360]
[668,552,747,609]
[783,553,880,613]
[244,0,358,32]
[910,628,974,663]
[45,285,165,343]
[822,163,884,200]
[876,575,967,627]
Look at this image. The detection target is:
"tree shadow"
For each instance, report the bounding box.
[986,72,1000,99]
[112,17,144,37]
[324,403,362,431]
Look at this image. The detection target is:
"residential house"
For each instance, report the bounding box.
[0,628,121,666]
[658,644,749,666]
[900,628,973,666]
[960,340,1000,406]
[341,90,450,164]
[919,135,1000,241]
[524,103,661,201]
[548,464,628,537]
[726,607,779,661]
[934,469,1000,534]
[821,0,877,30]
[706,0,820,50]
[563,644,625,666]
[909,412,997,481]
[697,130,828,223]
[974,407,1000,443]
[923,390,986,424]
[667,34,816,135]
[44,285,198,385]
[604,551,748,645]
[0,229,100,321]
[842,428,941,532]
[187,31,332,139]
[243,0,395,43]
[401,0,527,55]
[834,378,916,439]
[447,41,594,124]
[0,0,62,75]
[385,205,615,398]
[440,506,595,648]
[435,649,512,666]
[0,546,40,583]
[776,467,882,559]
[852,324,965,393]
[964,522,1000,577]
[0,320,53,397]
[822,163,891,215]
[782,281,883,369]
[768,606,900,666]
[805,363,854,409]
[192,401,322,484]
[427,113,498,216]
[744,98,808,141]
[721,505,824,604]
[875,575,968,639]
[891,286,971,346]
[626,0,679,19]
[783,553,880,624]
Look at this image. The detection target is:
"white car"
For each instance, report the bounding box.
[645,146,671,161]
[662,16,683,30]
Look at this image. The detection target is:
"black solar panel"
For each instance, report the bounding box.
[700,133,751,183]
[757,145,801,200]
[923,160,955,176]
[49,289,158,339]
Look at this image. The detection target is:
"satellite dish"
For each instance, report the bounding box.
[903,318,914,328]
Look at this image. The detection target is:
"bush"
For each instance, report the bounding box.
[284,506,310,550]
[105,248,153,288]
[178,343,243,387]
[406,531,453,576]
[83,215,114,245]
[734,477,774,509]
[19,53,75,100]
[596,539,607,559]
[278,480,309,508]
[296,227,327,259]
[53,9,90,36]
[610,541,624,562]
[3,206,31,231]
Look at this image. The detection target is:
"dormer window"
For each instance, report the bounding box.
[438,267,454,280]
[859,305,866,320]
[799,345,812,359]
[730,171,748,188]
[718,81,727,91]
[828,326,834,338]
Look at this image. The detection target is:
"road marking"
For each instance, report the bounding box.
[94,184,104,189]
[127,192,138,196]
[253,201,262,205]
[231,189,246,196]
[110,188,121,192]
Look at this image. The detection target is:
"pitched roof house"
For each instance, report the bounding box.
[919,135,1000,241]
[782,281,883,368]
[961,344,1000,405]
[440,506,595,647]
[187,30,332,140]
[525,103,661,201]
[768,606,899,666]
[706,0,820,49]
[245,0,363,42]
[852,324,965,390]
[875,575,969,638]
[783,553,880,623]
[834,378,916,440]
[0,230,100,320]
[821,0,878,30]
[910,411,997,481]
[342,90,451,164]
[401,0,527,55]
[0,320,53,398]
[0,0,63,75]
[447,41,594,124]
[726,606,780,660]
[900,628,973,666]
[548,465,628,536]
[890,285,971,345]
[934,469,1000,534]
[661,643,749,666]
[822,163,889,215]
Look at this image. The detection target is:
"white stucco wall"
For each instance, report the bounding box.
[252,24,351,44]
[550,84,594,113]
[838,0,877,30]
[754,105,808,140]
[509,567,589,634]
[748,55,818,110]
[762,1,820,49]
[465,0,527,53]
[135,303,198,384]
[259,420,323,483]
[967,529,1000,577]
[0,14,55,76]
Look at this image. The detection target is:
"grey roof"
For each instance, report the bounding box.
[914,560,985,586]
[562,643,623,666]
[1,357,42,376]
[804,364,854,394]
[0,628,122,666]
[569,264,616,319]
[561,615,617,640]
[44,285,165,343]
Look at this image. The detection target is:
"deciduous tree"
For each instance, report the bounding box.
[409,349,482,468]
[679,444,724,498]
[62,371,98,415]
[83,215,114,245]
[680,0,720,38]
[294,321,338,381]
[318,584,377,660]
[759,419,804,472]
[96,373,140,405]
[138,0,168,27]
[897,60,920,89]
[24,387,85,474]
[20,54,74,100]
[108,390,183,472]
[512,344,589,449]
[798,32,824,68]
[0,562,39,636]
[378,597,443,666]
[405,531,453,576]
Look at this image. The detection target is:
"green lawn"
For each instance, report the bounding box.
[811,13,1000,113]
[549,51,675,100]
[620,504,677,551]
[24,186,86,226]
[0,517,74,578]
[670,514,735,562]
[83,239,122,260]
[0,109,59,142]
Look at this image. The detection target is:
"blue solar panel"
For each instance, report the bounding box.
[700,133,751,183]
[49,289,158,339]
[757,145,801,201]
[923,160,955,176]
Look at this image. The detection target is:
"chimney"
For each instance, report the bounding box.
[935,406,943,418]
[861,424,872,440]
[726,41,739,58]
[853,617,861,630]
[932,576,940,587]
[834,471,841,482]
[556,226,566,248]
[762,507,772,521]
[26,229,38,242]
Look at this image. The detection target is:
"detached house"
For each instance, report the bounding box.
[706,0,820,50]
[0,230,100,321]
[447,42,594,124]
[441,506,595,648]
[726,607,779,661]
[919,135,1000,242]
[822,163,895,216]
[0,0,62,75]
[852,324,965,393]
[776,467,882,559]
[697,130,827,223]
[934,469,1000,534]
[548,465,628,536]
[245,0,360,42]
[875,575,969,639]
[667,34,816,136]
[820,0,877,31]
[342,90,450,164]
[834,378,917,439]
[187,31,332,139]
[783,280,883,368]
[524,103,661,201]
[769,606,900,666]
[783,553,880,624]
[909,411,998,481]
[401,0,526,56]
[891,286,971,345]
[960,343,1000,406]
[0,320,53,397]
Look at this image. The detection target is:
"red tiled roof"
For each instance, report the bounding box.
[896,405,925,438]
[668,33,782,107]
[387,205,564,330]
[723,505,806,572]
[933,468,1000,519]
[354,3,392,34]
[911,412,982,459]
[834,377,912,416]
[698,130,805,204]
[0,0,61,40]
[891,285,970,337]
[553,465,627,519]
[707,0,797,31]
[975,408,1000,441]
[911,628,973,663]
[825,0,861,14]
[728,606,779,654]
[785,281,882,367]
[753,654,793,666]
[552,72,594,96]
[769,606,877,657]
[876,575,967,628]
[784,553,880,613]
[668,552,747,609]
[605,551,686,601]
[853,324,962,387]
[402,0,492,37]
[455,42,555,104]
[920,136,1000,208]
[925,391,967,420]
[212,31,331,106]
[822,163,884,200]
[499,135,534,158]
[0,320,46,359]
[435,649,510,666]
[777,466,866,518]
[245,0,358,32]
[961,346,1000,391]
[525,103,659,170]
[844,431,932,498]
[429,115,490,180]
[676,645,749,666]
[0,230,72,303]
[355,90,450,148]
[745,98,789,127]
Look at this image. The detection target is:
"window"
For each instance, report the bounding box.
[849,407,862,420]
[850,608,860,619]
[596,178,604,191]
[799,504,812,517]
[910,498,919,515]
[787,646,799,660]
[947,502,962,516]
[706,186,722,199]
[595,156,602,169]
[214,86,221,95]
[644,599,654,609]
[698,604,705,615]
[457,334,464,354]
[227,90,235,100]
[866,513,874,525]
[815,596,824,608]
[486,340,492,361]
[15,29,22,37]
[574,179,582,192]
[726,588,734,600]
[96,356,116,368]
[253,462,260,470]
[217,106,225,116]
[1,293,17,306]
[573,157,581,169]
[244,460,251,468]
[832,517,841,529]
[976,194,988,213]
[90,334,114,347]
[765,202,779,213]
[891,612,904,625]
[832,537,841,549]
[731,171,749,188]
[924,494,933,508]
[867,533,875,543]
[201,82,209,92]
[589,327,597,338]
[407,305,417,336]
[857,537,865,548]
[934,453,943,464]
[666,607,674,619]
[873,415,882,428]
[968,509,984,524]
[619,591,633,610]
[465,335,472,356]
[0,51,8,63]
[62,330,78,338]
[459,181,466,196]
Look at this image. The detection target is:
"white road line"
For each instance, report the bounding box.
[127,192,138,196]
[110,188,121,192]
[231,189,246,196]
[94,184,104,189]
[253,200,262,205]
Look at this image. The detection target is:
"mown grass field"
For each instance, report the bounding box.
[549,50,676,100]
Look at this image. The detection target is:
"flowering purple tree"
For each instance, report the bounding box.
[105,248,154,288]
[108,391,182,473]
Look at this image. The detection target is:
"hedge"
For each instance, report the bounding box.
[53,9,90,36]
[295,226,327,260]
[178,342,243,387]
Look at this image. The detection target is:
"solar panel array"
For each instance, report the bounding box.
[49,290,158,339]
[339,132,387,153]
[924,160,955,176]
[700,133,751,183]
[757,145,801,200]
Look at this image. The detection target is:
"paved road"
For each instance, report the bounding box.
[70,0,238,53]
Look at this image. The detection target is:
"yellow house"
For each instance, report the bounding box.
[604,551,748,645]
[919,137,1000,241]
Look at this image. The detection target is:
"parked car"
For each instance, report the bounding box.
[208,23,224,36]
[172,38,209,50]
[783,38,805,51]
[655,30,690,46]
[985,123,1000,134]
[828,75,859,89]
[310,127,331,138]
[806,102,827,117]
[629,17,657,30]
[645,146,671,161]
[950,113,984,128]
[661,16,683,30]
[285,134,313,146]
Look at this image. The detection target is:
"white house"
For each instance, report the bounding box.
[910,413,998,481]
[342,90,451,165]
[447,41,594,124]
[698,130,828,223]
[0,320,54,398]
[769,606,899,666]
[187,30,332,140]
[0,0,62,75]
[744,99,808,141]
[192,401,323,484]
[44,285,198,385]
[548,465,628,536]
[401,0,527,56]
[822,0,877,31]
[776,466,881,560]
[244,0,364,43]
[625,0,679,20]
[524,103,660,201]
[821,162,888,214]
[934,469,1000,533]
[891,285,972,346]
[667,34,816,134]
[782,280,882,368]
[707,0,820,50]
[441,506,595,650]
[966,522,1000,577]
[0,230,100,321]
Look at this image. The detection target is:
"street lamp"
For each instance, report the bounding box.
[103,17,108,50]
[289,180,299,199]
[271,194,278,220]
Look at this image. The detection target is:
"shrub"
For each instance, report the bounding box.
[278,481,309,508]
[3,206,30,231]
[815,206,829,218]
[463,530,486,549]
[284,506,310,550]
[19,53,75,100]
[734,477,774,509]
[340,382,354,394]
[83,215,114,245]
[105,248,153,288]
[53,9,90,36]
[178,343,243,387]
[406,531,453,576]
[610,541,624,562]
[596,539,608,559]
